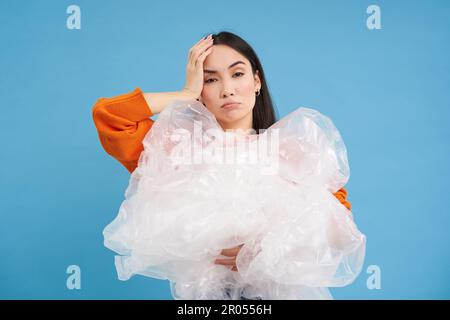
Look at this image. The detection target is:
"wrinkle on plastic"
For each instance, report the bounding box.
[103,99,366,300]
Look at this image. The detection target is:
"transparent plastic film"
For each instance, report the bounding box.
[103,99,366,300]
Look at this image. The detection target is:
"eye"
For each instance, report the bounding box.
[204,72,245,84]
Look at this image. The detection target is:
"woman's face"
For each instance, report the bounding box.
[200,44,261,132]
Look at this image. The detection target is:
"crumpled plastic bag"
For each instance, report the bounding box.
[103,99,366,300]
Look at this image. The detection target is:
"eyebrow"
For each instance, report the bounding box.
[203,61,246,74]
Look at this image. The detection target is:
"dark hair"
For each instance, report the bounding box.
[206,31,278,133]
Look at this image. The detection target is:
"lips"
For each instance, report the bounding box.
[221,102,240,108]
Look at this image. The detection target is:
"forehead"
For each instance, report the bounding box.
[204,45,249,71]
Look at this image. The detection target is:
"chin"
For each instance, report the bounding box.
[221,113,246,122]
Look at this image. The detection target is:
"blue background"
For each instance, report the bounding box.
[0,0,449,299]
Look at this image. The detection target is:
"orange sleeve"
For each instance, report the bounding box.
[92,87,154,173]
[333,186,352,211]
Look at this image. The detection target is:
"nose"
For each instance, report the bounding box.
[220,79,235,98]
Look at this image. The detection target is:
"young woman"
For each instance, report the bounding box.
[92,31,357,299]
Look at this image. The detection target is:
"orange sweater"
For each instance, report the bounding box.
[92,87,352,211]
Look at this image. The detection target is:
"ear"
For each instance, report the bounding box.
[254,70,261,90]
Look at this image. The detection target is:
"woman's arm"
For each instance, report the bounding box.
[92,87,195,173]
[92,36,215,173]
[142,90,196,115]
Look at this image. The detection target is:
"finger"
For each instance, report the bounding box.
[220,248,238,257]
[222,244,243,251]
[220,244,244,257]
[191,44,213,67]
[196,46,213,66]
[190,40,213,64]
[195,34,211,46]
[214,258,236,266]
[192,46,213,69]
[190,35,209,53]
[194,35,208,46]
[189,35,212,59]
[201,34,212,43]
[220,244,243,257]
